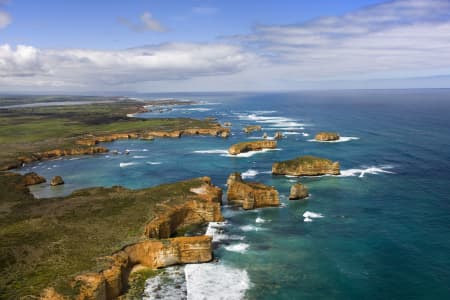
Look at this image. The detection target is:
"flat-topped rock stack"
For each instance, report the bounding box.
[272,155,340,176]
[228,140,277,155]
[315,132,340,141]
[227,172,279,210]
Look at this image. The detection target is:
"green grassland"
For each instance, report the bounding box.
[0,172,205,298]
[0,98,214,169]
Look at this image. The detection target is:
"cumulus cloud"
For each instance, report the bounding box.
[0,42,257,90]
[2,0,450,92]
[235,0,450,80]
[118,11,166,32]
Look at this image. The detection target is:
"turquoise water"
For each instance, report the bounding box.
[20,90,450,299]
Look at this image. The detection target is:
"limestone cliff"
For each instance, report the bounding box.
[228,140,277,155]
[272,155,340,176]
[145,177,223,238]
[315,132,340,141]
[71,236,212,300]
[227,172,279,210]
[289,183,309,200]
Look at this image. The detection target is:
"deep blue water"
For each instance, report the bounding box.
[19,90,450,299]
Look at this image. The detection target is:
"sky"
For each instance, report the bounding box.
[1,0,450,93]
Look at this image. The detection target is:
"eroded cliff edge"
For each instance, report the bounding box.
[0,173,223,299]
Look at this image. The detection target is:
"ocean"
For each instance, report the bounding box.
[20,90,450,299]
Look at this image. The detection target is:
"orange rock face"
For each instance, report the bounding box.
[226,172,280,210]
[228,140,277,155]
[145,177,223,239]
[71,236,212,300]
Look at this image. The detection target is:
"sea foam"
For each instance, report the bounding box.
[242,169,259,179]
[185,263,250,300]
[340,166,394,178]
[193,149,228,154]
[303,211,324,222]
[119,162,138,168]
[225,243,250,253]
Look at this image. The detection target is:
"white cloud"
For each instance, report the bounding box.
[0,10,11,29]
[0,43,257,90]
[118,11,166,33]
[229,0,450,83]
[2,0,450,92]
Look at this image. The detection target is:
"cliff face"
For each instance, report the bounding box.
[228,140,277,155]
[72,236,212,300]
[145,177,223,239]
[289,183,309,200]
[13,147,109,167]
[272,155,340,176]
[315,132,340,141]
[227,173,279,210]
[77,126,230,145]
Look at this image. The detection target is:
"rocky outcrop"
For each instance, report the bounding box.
[50,176,64,186]
[228,140,277,155]
[274,131,283,140]
[243,125,262,134]
[76,126,230,146]
[289,183,309,200]
[223,122,232,127]
[315,132,340,141]
[227,173,279,210]
[71,236,212,300]
[144,177,223,239]
[272,155,340,176]
[23,172,46,186]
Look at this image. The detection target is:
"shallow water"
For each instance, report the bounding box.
[19,90,450,299]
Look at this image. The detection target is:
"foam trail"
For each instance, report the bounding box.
[225,243,249,253]
[222,148,281,158]
[340,166,394,177]
[255,217,269,223]
[146,161,162,165]
[185,263,250,300]
[119,162,138,167]
[242,169,259,179]
[193,149,228,154]
[132,155,148,159]
[303,211,324,222]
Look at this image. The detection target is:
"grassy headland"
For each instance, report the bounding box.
[0,97,219,170]
[0,172,209,298]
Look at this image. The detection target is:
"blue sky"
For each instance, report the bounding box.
[1,0,450,92]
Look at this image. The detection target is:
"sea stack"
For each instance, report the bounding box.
[272,155,340,176]
[315,132,340,141]
[243,125,262,134]
[289,183,309,200]
[228,140,277,155]
[227,172,279,210]
[22,172,46,186]
[50,176,64,186]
